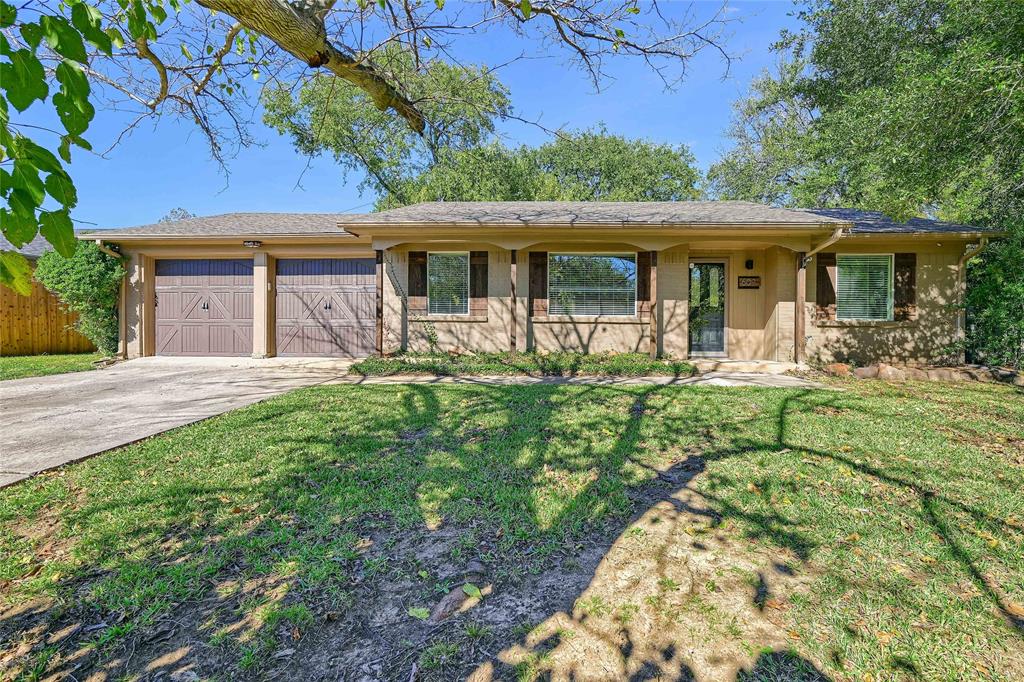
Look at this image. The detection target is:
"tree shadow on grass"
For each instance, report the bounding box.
[0,381,1019,681]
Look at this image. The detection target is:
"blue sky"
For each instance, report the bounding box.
[60,1,801,229]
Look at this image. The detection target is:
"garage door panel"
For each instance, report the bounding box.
[155,259,252,356]
[329,291,374,321]
[275,258,376,357]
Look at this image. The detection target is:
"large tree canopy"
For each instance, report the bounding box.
[2,0,732,293]
[708,0,1024,366]
[710,0,1024,224]
[376,130,701,209]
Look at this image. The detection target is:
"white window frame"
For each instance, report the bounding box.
[547,252,638,317]
[836,253,895,322]
[427,251,470,316]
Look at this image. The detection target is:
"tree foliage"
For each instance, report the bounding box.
[34,240,125,356]
[708,0,1024,366]
[380,130,701,209]
[159,207,195,222]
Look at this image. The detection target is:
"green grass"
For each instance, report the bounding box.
[350,351,696,377]
[0,352,102,381]
[1,379,1022,679]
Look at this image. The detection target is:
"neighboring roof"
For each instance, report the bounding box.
[342,201,851,228]
[806,208,998,235]
[0,234,53,259]
[80,213,354,238]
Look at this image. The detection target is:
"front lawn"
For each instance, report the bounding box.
[351,351,697,377]
[1,379,1021,681]
[0,352,102,381]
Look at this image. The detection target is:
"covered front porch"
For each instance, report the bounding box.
[362,227,845,363]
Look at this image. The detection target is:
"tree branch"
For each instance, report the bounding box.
[195,0,425,132]
[193,22,243,95]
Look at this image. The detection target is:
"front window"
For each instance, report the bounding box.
[427,252,469,315]
[549,253,637,316]
[836,254,893,321]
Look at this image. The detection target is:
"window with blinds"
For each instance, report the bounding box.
[427,252,469,315]
[837,254,894,321]
[549,253,637,316]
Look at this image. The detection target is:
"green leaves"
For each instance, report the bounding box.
[72,3,113,55]
[1,49,48,111]
[40,15,88,62]
[0,1,120,291]
[0,251,34,296]
[39,210,77,257]
[53,60,94,137]
[462,583,483,599]
[408,607,430,621]
[520,0,532,20]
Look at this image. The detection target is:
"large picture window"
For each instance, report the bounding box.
[548,253,637,316]
[836,254,893,321]
[427,252,469,315]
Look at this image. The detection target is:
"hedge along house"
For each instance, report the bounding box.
[81,201,998,365]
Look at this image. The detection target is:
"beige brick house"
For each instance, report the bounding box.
[81,201,997,365]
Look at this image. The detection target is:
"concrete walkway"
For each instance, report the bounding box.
[1,357,821,488]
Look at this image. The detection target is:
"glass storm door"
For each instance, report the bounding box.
[689,262,726,354]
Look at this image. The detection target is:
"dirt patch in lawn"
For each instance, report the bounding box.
[1,455,825,681]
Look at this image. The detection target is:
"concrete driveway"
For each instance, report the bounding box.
[0,357,354,488]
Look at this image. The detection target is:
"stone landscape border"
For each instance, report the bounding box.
[819,362,1022,385]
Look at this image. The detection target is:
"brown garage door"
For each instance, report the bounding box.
[155,259,253,356]
[276,258,376,357]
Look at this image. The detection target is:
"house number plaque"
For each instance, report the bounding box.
[738,276,761,289]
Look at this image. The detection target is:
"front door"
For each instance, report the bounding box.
[689,262,726,355]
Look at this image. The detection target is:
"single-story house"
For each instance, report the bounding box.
[80,201,999,365]
[1,235,94,357]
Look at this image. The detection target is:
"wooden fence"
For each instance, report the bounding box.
[0,280,95,356]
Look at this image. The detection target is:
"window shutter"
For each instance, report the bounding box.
[529,251,548,316]
[815,253,837,321]
[408,251,427,314]
[894,253,917,321]
[470,251,488,316]
[636,251,651,320]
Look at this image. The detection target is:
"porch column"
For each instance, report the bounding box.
[141,255,155,357]
[251,252,275,358]
[375,249,384,356]
[649,250,659,359]
[509,249,517,352]
[795,252,807,363]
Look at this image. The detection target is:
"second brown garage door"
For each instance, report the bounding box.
[275,258,376,357]
[155,259,253,356]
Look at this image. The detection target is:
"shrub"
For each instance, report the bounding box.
[34,241,125,356]
[965,234,1024,369]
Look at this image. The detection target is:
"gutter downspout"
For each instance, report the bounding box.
[956,237,989,354]
[96,240,128,360]
[794,227,847,363]
[802,227,848,267]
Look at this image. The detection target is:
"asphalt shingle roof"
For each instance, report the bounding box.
[80,213,354,238]
[0,234,55,259]
[342,201,850,227]
[805,208,995,235]
[78,203,997,239]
